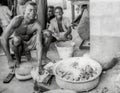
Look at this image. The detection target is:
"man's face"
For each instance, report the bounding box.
[48,8,54,17]
[55,9,63,19]
[24,4,37,20]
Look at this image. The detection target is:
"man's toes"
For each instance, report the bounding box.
[42,57,52,66]
[15,62,20,68]
[8,62,15,69]
[46,57,51,61]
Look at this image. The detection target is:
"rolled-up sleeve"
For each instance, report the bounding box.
[66,18,71,27]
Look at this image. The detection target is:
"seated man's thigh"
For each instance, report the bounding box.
[42,29,52,39]
[42,29,56,44]
[12,36,22,46]
[24,34,37,52]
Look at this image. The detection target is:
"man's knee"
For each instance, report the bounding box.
[13,36,22,46]
[43,30,52,38]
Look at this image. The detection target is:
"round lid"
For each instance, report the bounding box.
[16,62,33,76]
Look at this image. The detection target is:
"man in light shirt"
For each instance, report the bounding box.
[42,6,72,60]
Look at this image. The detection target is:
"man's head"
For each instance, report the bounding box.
[18,0,30,5]
[48,6,54,18]
[24,1,37,20]
[55,6,63,19]
[81,4,88,10]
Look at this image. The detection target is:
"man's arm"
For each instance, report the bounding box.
[1,16,23,62]
[63,18,72,40]
[6,6,12,17]
[34,22,43,74]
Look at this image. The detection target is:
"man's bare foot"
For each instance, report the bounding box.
[8,61,16,69]
[42,56,51,61]
[39,66,44,75]
[0,52,5,56]
[15,62,21,68]
[42,57,52,66]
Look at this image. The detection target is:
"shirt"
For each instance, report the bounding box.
[48,17,71,38]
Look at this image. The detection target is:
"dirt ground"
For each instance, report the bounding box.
[0,30,120,93]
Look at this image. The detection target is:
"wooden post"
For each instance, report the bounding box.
[90,0,120,70]
[14,0,17,16]
[71,1,75,22]
[37,0,47,29]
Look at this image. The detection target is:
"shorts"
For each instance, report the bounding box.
[10,30,56,52]
[10,34,37,53]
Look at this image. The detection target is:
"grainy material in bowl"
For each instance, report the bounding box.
[54,57,102,92]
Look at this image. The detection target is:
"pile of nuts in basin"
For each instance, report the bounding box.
[56,61,98,82]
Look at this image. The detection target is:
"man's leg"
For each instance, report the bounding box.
[0,27,5,56]
[11,36,23,67]
[2,37,17,83]
[42,30,52,61]
[0,35,17,83]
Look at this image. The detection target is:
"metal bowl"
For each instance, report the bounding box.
[53,57,102,92]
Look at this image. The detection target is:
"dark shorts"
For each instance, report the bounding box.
[10,34,37,52]
[10,30,56,52]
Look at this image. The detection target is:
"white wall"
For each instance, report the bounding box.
[90,0,120,70]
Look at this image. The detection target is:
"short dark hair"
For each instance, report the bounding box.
[81,4,87,9]
[48,6,54,9]
[55,6,63,13]
[25,1,37,8]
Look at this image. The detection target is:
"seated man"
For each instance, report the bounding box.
[1,1,45,83]
[43,6,72,56]
[49,6,72,41]
[47,6,55,28]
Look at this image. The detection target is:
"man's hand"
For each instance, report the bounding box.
[56,36,67,42]
[58,34,72,41]
[39,66,44,75]
[52,31,72,41]
[67,34,72,40]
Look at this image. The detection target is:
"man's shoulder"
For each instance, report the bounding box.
[10,15,24,28]
[33,20,42,29]
[50,18,57,23]
[12,15,24,21]
[11,15,24,24]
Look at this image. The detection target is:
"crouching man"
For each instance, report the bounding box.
[1,1,44,83]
